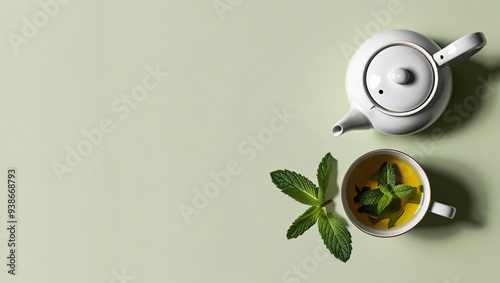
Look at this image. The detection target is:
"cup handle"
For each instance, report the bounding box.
[433,32,486,68]
[428,200,456,219]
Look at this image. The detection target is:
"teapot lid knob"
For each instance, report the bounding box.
[390,68,410,84]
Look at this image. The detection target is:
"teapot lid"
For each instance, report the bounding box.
[365,44,435,113]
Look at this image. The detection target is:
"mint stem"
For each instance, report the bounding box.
[321,199,332,207]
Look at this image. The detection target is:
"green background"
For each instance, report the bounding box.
[0,0,498,282]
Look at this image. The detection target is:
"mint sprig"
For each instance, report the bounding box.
[358,162,415,213]
[356,162,418,227]
[270,153,352,263]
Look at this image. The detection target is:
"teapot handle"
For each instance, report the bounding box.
[433,32,486,68]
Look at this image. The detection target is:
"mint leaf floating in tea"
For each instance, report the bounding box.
[270,153,352,263]
[394,184,414,197]
[378,161,395,195]
[377,194,393,213]
[369,204,405,228]
[353,185,371,203]
[355,161,421,229]
[357,188,383,206]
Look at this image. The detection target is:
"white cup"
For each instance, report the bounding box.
[341,149,456,237]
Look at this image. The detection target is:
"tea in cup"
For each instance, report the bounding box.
[341,149,455,237]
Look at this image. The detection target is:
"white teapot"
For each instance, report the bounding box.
[332,29,486,136]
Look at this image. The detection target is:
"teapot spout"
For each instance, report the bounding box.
[332,107,371,136]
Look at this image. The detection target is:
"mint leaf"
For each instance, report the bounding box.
[379,184,392,195]
[419,185,424,192]
[369,208,404,228]
[377,194,392,213]
[361,193,406,229]
[287,206,323,239]
[354,185,371,203]
[270,170,322,206]
[393,184,414,197]
[378,162,395,189]
[368,198,404,228]
[357,204,378,216]
[318,212,352,263]
[317,153,335,202]
[387,209,404,228]
[358,189,384,206]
